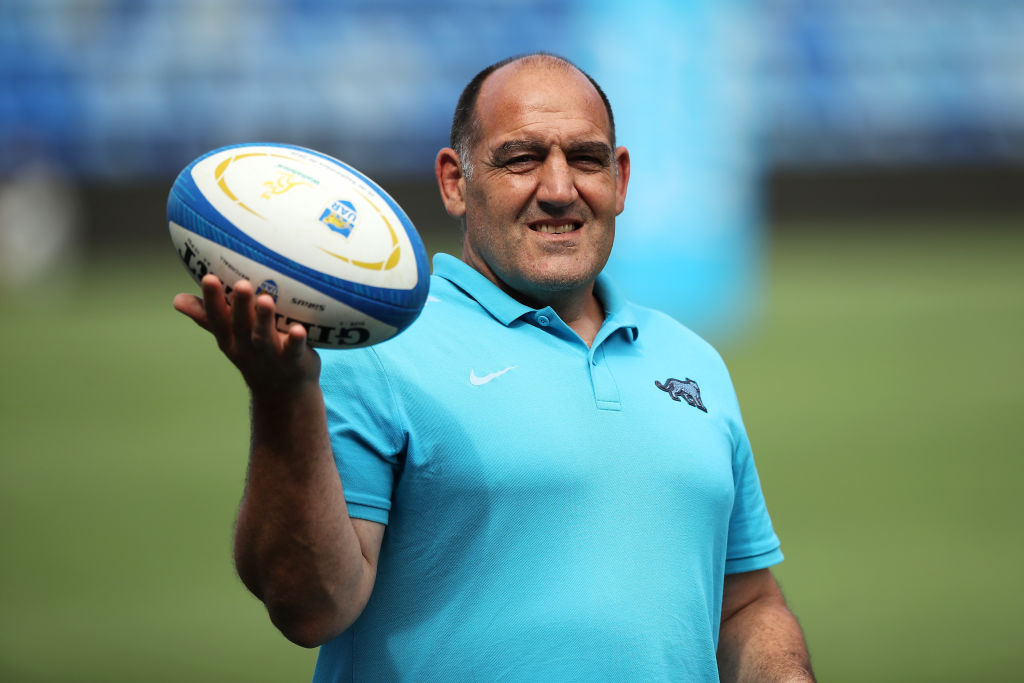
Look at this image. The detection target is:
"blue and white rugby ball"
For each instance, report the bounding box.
[168,143,430,348]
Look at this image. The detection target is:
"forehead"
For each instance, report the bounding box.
[473,61,612,147]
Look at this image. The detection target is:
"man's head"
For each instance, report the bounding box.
[449,53,617,179]
[436,53,630,310]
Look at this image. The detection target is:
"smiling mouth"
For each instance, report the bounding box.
[529,222,580,235]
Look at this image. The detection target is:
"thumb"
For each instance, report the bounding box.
[173,293,209,329]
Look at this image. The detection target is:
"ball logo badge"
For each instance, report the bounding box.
[255,279,279,301]
[319,199,358,237]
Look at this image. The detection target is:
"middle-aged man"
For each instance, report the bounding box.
[175,53,814,681]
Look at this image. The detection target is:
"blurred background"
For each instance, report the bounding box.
[1,1,1021,680]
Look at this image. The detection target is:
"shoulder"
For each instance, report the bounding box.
[630,302,729,370]
[626,301,747,426]
[320,273,472,379]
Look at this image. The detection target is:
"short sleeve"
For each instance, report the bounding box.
[319,348,406,525]
[717,366,784,574]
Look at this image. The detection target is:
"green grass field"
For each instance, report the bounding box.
[1,218,1022,681]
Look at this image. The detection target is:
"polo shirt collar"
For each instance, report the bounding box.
[432,253,640,343]
[432,253,530,325]
[594,270,640,343]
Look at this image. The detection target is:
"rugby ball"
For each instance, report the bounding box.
[167,143,430,348]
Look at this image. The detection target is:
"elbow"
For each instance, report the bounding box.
[233,560,358,647]
[266,599,355,648]
[232,531,377,647]
[272,613,343,649]
[258,568,370,648]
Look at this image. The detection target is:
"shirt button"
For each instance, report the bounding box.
[536,314,550,326]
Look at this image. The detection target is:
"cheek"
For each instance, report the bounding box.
[466,186,503,223]
[465,184,533,239]
[579,179,620,214]
[481,176,537,210]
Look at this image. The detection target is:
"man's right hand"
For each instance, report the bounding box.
[173,274,320,394]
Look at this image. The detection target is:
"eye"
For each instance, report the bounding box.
[571,155,607,171]
[504,155,540,171]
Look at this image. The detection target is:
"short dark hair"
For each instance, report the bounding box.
[449,52,616,175]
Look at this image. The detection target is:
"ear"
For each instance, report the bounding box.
[614,146,631,216]
[436,147,467,218]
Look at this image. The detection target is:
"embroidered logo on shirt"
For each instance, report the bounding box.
[470,366,517,386]
[655,377,707,412]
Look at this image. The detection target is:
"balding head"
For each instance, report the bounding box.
[450,53,616,178]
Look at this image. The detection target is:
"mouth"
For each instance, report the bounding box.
[528,221,581,235]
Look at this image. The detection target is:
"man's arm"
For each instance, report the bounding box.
[174,275,384,647]
[718,568,815,682]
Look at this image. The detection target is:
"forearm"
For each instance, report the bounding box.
[234,380,372,646]
[717,595,815,683]
[174,277,379,644]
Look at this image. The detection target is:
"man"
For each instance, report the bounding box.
[174,53,814,681]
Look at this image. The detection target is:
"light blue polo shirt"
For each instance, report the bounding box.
[313,253,782,682]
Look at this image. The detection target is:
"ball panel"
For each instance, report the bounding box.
[169,196,423,332]
[168,143,430,347]
[170,221,399,348]
[188,144,423,291]
[167,145,429,327]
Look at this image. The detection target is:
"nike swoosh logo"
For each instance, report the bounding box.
[469,366,517,386]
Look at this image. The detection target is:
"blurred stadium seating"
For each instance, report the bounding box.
[2,0,1023,179]
[0,0,573,179]
[0,0,1019,269]
[763,0,1024,167]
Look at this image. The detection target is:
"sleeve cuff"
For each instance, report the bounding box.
[724,547,784,575]
[345,501,390,525]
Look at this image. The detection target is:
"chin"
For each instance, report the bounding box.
[521,264,602,294]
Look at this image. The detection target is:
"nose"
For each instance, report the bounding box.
[535,152,578,208]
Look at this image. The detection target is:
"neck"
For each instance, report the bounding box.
[459,248,606,346]
[556,290,605,347]
[503,280,606,347]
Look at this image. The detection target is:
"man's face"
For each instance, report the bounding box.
[442,61,630,307]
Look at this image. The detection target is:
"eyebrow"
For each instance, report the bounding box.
[491,140,546,159]
[490,139,613,163]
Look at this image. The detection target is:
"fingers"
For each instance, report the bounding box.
[252,292,280,351]
[230,279,257,346]
[249,287,309,361]
[282,323,309,362]
[175,275,319,389]
[173,292,209,329]
[196,276,270,356]
[200,274,232,345]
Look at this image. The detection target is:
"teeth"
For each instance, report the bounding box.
[532,223,576,234]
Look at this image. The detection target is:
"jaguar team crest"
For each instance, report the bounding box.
[319,199,358,237]
[655,377,707,412]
